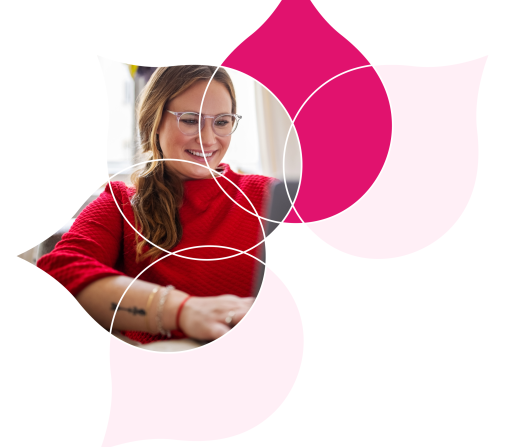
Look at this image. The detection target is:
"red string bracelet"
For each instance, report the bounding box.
[175,295,192,335]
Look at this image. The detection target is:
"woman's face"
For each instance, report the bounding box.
[157,80,233,180]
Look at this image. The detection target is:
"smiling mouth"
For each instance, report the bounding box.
[185,149,215,159]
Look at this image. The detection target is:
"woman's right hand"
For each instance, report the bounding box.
[165,292,254,341]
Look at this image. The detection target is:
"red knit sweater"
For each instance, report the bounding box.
[37,164,276,343]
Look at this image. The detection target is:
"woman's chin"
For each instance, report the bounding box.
[184,164,219,180]
[164,161,213,180]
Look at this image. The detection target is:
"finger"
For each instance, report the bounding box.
[207,322,230,340]
[229,307,251,326]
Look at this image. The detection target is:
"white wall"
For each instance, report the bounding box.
[221,68,262,174]
[99,58,135,167]
[254,82,302,182]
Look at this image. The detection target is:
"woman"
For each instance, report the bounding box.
[37,65,276,344]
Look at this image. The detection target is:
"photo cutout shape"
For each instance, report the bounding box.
[27,62,303,353]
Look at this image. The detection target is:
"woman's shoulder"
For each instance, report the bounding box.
[77,181,135,221]
[222,164,279,190]
[235,174,280,197]
[104,180,136,199]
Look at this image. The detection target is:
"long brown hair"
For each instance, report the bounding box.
[131,65,236,262]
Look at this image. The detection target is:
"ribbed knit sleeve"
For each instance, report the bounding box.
[37,182,128,296]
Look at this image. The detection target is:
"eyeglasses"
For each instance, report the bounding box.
[166,110,242,137]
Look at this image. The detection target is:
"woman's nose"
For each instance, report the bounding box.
[197,119,216,146]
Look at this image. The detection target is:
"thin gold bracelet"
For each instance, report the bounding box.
[156,285,175,337]
[145,286,160,333]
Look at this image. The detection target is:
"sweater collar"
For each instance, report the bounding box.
[182,163,240,203]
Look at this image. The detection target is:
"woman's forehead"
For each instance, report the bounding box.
[169,80,232,114]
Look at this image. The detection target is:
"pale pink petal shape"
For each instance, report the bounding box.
[102,267,303,446]
[309,58,486,258]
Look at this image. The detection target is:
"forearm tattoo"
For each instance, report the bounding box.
[110,302,146,316]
